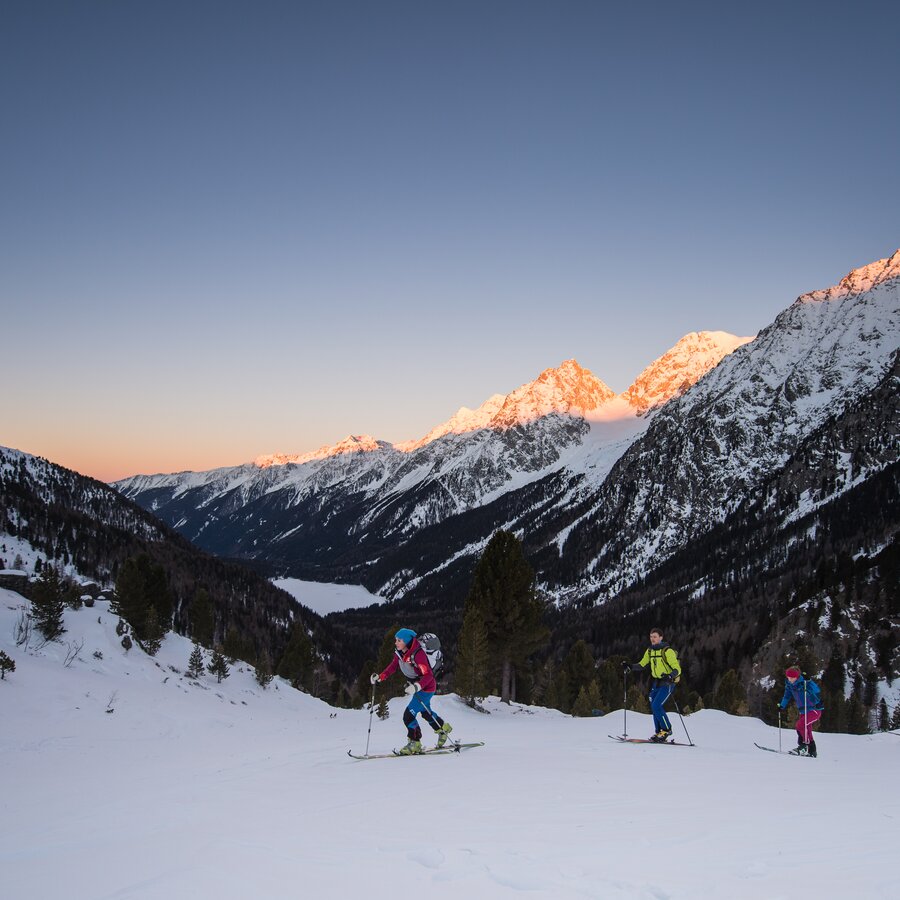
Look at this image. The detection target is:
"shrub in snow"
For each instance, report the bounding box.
[0,650,15,680]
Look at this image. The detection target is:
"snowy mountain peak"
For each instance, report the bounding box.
[801,249,900,304]
[395,395,507,452]
[622,331,754,413]
[255,434,387,468]
[489,359,616,428]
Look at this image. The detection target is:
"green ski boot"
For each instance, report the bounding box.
[436,722,454,748]
[397,739,423,755]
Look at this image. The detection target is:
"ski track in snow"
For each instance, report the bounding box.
[0,587,896,900]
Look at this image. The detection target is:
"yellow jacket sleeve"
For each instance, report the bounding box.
[664,647,681,678]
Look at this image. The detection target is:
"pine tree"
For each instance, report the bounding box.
[595,658,623,714]
[712,669,745,715]
[821,647,849,733]
[877,698,890,731]
[113,555,172,641]
[562,640,596,712]
[0,650,15,679]
[845,681,870,734]
[141,606,164,656]
[626,684,650,714]
[223,625,243,663]
[255,650,274,689]
[31,565,66,642]
[208,646,230,683]
[190,588,215,648]
[186,642,205,679]
[890,703,900,731]
[465,531,548,703]
[454,603,491,704]
[277,622,315,690]
[571,680,602,717]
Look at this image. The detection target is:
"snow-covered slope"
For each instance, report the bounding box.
[553,250,900,599]
[1,587,896,900]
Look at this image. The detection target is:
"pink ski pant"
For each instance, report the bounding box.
[796,709,822,743]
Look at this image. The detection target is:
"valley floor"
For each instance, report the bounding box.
[1,589,896,900]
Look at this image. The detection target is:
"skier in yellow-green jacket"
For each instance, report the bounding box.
[623,627,682,742]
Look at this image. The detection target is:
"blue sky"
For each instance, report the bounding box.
[2,1,898,480]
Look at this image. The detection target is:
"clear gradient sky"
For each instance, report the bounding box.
[2,1,898,482]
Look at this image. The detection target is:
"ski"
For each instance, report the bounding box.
[754,742,785,754]
[754,742,815,757]
[608,735,694,747]
[348,741,484,760]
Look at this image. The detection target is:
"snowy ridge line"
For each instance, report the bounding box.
[561,257,899,599]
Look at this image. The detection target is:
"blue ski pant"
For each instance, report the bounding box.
[649,683,675,733]
[403,690,444,740]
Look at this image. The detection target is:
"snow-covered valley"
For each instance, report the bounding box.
[2,588,896,900]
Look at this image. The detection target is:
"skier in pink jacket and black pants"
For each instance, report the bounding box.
[371,628,453,755]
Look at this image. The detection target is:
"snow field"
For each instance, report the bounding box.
[0,588,896,900]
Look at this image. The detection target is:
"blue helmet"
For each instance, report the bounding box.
[395,628,416,647]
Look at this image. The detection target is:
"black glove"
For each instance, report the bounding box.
[775,704,783,712]
[621,661,632,671]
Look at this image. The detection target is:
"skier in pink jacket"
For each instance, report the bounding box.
[371,628,453,754]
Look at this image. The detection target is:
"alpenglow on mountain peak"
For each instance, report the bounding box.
[251,335,750,466]
[622,331,755,413]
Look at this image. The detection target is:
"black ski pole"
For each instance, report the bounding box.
[364,681,377,757]
[778,707,782,753]
[672,694,694,746]
[623,665,628,738]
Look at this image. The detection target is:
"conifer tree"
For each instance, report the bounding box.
[712,669,745,715]
[562,640,596,711]
[877,698,890,731]
[190,588,215,648]
[113,555,172,641]
[821,648,849,732]
[465,530,548,703]
[454,604,491,704]
[255,650,274,689]
[186,642,205,679]
[141,606,164,656]
[31,565,66,642]
[208,645,230,683]
[0,650,15,679]
[223,625,243,663]
[890,703,900,731]
[845,691,870,734]
[277,622,315,690]
[595,658,623,714]
[626,684,650,714]
[571,680,602,717]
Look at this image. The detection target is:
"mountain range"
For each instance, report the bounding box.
[3,250,898,706]
[114,331,753,591]
[112,250,899,701]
